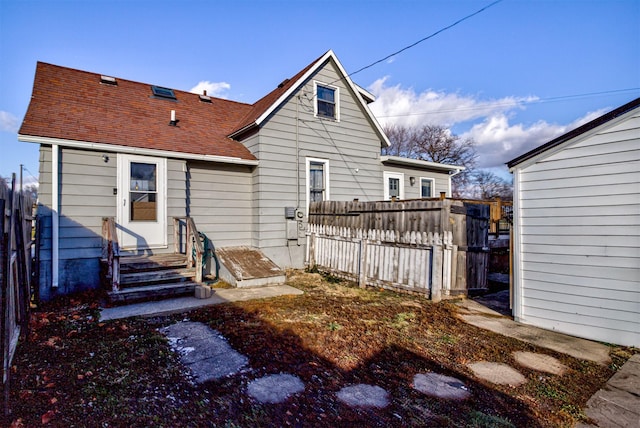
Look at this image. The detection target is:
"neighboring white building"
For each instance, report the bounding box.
[508,97,640,347]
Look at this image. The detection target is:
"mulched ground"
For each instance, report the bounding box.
[2,271,635,427]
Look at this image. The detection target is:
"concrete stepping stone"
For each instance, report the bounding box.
[468,361,526,386]
[247,373,305,404]
[161,321,248,383]
[413,373,471,400]
[513,351,567,375]
[337,384,389,408]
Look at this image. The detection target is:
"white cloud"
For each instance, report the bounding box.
[462,108,608,169]
[189,81,231,98]
[368,76,536,128]
[367,77,608,170]
[0,111,19,133]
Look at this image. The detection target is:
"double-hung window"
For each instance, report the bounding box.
[314,81,339,120]
[306,158,330,211]
[420,178,435,198]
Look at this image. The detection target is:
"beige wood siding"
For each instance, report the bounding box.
[247,59,385,262]
[514,110,640,347]
[38,146,117,261]
[186,161,253,247]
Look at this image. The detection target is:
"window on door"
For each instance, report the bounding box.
[306,158,330,211]
[383,171,404,200]
[420,177,435,198]
[130,162,157,221]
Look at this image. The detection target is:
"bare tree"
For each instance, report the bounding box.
[382,124,478,196]
[24,183,38,200]
[468,170,512,200]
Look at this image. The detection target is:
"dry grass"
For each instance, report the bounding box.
[3,271,634,427]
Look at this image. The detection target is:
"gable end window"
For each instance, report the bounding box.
[314,81,339,121]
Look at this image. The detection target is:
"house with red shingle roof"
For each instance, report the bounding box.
[19,50,462,301]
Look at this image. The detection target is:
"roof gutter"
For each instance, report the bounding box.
[380,155,465,173]
[18,135,260,166]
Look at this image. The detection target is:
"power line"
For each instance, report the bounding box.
[348,0,504,79]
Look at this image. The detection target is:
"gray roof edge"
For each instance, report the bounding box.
[507,97,640,169]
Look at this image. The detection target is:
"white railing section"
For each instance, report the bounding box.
[306,224,454,301]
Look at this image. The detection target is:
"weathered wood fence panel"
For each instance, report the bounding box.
[1,174,34,415]
[307,225,454,300]
[308,199,491,296]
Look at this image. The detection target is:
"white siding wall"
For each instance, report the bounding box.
[381,164,451,199]
[247,60,385,267]
[514,110,640,347]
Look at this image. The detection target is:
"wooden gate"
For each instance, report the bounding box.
[1,174,34,415]
[464,203,490,291]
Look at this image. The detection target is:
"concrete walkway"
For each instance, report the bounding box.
[456,298,610,364]
[458,294,640,428]
[99,285,303,321]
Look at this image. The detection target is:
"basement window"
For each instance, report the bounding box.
[151,85,176,100]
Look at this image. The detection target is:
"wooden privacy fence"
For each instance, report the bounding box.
[1,175,34,415]
[307,199,490,294]
[307,225,455,301]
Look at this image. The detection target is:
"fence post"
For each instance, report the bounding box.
[307,231,316,269]
[431,242,443,302]
[358,238,368,288]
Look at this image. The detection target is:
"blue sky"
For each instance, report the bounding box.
[1,0,638,186]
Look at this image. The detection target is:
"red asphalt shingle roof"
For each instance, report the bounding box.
[19,62,264,160]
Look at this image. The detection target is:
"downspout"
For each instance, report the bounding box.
[296,94,300,209]
[448,168,464,197]
[52,144,59,288]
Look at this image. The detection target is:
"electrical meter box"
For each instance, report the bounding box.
[284,207,296,219]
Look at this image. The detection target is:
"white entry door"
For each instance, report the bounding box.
[117,154,167,251]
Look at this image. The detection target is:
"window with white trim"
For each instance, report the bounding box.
[306,158,330,210]
[314,81,339,120]
[383,171,404,200]
[420,177,435,198]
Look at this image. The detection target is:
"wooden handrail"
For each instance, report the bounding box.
[174,216,203,283]
[101,217,120,292]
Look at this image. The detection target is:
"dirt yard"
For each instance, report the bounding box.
[3,271,635,427]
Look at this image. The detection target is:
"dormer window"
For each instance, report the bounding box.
[151,85,176,100]
[314,81,339,121]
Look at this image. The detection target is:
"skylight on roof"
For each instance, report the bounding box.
[151,86,176,100]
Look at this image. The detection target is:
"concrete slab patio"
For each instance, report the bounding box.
[99,284,303,321]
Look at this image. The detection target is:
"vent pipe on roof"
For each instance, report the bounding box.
[199,89,212,103]
[169,110,179,126]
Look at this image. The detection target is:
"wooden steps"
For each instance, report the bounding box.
[102,254,197,304]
